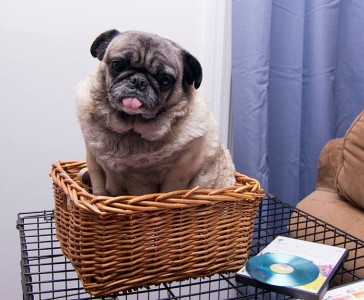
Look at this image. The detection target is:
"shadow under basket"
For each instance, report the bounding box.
[51,161,265,297]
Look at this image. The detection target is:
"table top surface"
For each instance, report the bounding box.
[17,195,364,300]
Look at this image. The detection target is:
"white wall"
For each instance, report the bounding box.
[0,0,230,298]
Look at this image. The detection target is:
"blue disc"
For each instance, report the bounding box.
[246,253,320,286]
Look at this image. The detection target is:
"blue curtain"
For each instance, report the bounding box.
[232,0,364,206]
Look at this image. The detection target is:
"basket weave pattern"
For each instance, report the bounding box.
[51,161,264,296]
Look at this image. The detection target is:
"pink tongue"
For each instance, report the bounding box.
[122,98,142,110]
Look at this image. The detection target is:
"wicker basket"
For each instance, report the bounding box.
[51,161,264,297]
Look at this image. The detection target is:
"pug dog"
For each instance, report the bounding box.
[76,29,235,196]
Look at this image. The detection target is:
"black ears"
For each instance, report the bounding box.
[182,51,203,89]
[90,29,120,61]
[90,30,203,89]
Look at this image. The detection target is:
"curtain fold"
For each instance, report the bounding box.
[232,0,271,191]
[232,0,364,206]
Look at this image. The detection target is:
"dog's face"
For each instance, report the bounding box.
[90,30,202,120]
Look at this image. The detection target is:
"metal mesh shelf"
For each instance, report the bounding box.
[17,196,364,299]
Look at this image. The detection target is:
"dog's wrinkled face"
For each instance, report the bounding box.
[90,30,202,120]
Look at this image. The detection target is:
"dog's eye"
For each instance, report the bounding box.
[111,60,127,73]
[158,74,174,88]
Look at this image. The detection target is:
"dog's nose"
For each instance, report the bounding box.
[130,75,147,91]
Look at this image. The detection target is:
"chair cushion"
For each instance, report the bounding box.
[336,111,364,210]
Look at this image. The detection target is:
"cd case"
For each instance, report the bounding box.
[322,279,364,299]
[236,236,349,300]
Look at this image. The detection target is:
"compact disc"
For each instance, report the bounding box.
[246,253,320,286]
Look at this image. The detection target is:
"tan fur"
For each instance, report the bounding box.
[76,30,235,196]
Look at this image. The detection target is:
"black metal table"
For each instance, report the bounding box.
[17,196,364,299]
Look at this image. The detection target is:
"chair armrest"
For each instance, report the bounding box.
[316,138,343,192]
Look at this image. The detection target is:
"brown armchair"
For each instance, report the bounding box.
[295,110,364,278]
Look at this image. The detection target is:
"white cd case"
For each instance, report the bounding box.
[236,236,349,300]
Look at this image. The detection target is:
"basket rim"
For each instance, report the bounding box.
[51,160,264,216]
